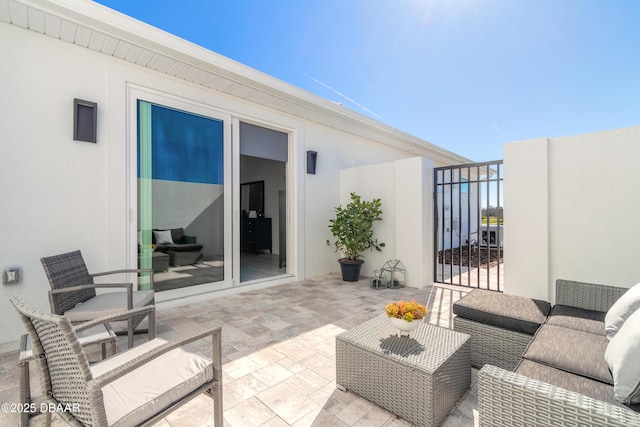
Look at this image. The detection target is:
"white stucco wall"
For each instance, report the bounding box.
[503,138,550,300]
[338,162,398,277]
[302,123,419,278]
[395,157,434,289]
[338,157,434,288]
[0,20,438,347]
[504,127,640,303]
[0,23,113,346]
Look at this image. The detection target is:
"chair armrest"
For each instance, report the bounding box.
[73,305,155,338]
[183,235,197,244]
[92,269,155,291]
[49,283,134,294]
[478,364,640,427]
[87,326,221,390]
[556,279,628,312]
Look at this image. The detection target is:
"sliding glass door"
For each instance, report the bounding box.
[137,99,229,292]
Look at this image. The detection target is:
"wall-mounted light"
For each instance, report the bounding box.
[73,98,97,143]
[307,150,317,174]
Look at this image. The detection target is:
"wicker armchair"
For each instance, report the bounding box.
[10,295,222,427]
[41,250,155,348]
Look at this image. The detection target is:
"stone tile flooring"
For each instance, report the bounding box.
[0,274,476,426]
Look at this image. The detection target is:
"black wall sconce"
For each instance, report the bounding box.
[307,150,317,174]
[73,98,97,143]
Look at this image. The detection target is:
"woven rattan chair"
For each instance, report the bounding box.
[10,295,222,427]
[41,250,155,348]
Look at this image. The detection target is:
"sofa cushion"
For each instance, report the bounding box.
[453,289,551,335]
[515,359,630,409]
[605,282,640,340]
[545,305,606,336]
[523,324,612,384]
[605,307,640,404]
[153,230,174,245]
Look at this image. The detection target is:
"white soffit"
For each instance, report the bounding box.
[0,0,471,166]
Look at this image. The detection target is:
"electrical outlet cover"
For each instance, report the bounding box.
[3,268,21,284]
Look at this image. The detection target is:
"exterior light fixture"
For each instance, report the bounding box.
[73,98,97,143]
[307,150,317,174]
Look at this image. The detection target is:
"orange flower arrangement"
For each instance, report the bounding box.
[385,300,427,322]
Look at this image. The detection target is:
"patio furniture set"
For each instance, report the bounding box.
[454,279,640,426]
[13,248,640,426]
[335,278,640,426]
[12,249,222,427]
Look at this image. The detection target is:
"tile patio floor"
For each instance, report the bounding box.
[0,274,477,426]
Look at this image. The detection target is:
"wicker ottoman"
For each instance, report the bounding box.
[453,289,551,370]
[167,248,203,266]
[336,315,470,427]
[138,251,169,272]
[151,251,170,272]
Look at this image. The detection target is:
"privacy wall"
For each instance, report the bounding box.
[504,126,640,302]
[338,157,435,289]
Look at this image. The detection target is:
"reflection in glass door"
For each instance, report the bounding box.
[137,100,225,292]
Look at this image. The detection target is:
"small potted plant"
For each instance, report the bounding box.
[385,300,427,334]
[329,192,385,281]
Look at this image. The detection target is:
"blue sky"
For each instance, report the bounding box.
[96,0,639,162]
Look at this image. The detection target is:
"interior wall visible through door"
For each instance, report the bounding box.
[239,122,288,282]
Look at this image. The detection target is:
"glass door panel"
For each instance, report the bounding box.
[137,100,225,292]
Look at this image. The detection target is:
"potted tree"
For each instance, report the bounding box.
[329,192,385,281]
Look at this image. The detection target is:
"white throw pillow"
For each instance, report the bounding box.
[605,282,640,340]
[153,230,174,245]
[605,307,640,404]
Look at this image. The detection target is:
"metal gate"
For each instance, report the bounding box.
[434,160,503,291]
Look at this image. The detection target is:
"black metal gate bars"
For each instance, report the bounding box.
[434,161,503,291]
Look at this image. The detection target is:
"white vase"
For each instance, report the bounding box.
[389,317,421,334]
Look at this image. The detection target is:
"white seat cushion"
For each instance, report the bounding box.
[605,307,640,404]
[64,290,154,322]
[91,338,213,427]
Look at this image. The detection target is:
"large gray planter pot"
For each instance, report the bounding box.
[338,259,364,282]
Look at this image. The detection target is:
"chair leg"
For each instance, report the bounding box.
[128,318,134,349]
[214,388,223,427]
[149,309,156,340]
[18,359,29,427]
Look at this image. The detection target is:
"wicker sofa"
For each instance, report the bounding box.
[470,280,640,426]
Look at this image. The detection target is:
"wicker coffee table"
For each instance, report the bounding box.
[336,315,470,427]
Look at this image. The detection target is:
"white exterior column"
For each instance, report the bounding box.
[395,157,434,289]
[503,138,550,301]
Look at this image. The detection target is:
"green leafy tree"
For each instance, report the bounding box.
[329,192,385,261]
